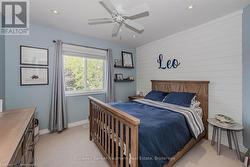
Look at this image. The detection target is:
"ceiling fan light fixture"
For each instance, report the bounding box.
[115,15,124,23]
[51,10,60,15]
[188,5,193,10]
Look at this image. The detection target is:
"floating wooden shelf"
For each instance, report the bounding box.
[114,79,135,82]
[114,65,134,69]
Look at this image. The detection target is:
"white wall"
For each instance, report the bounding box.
[136,11,244,150]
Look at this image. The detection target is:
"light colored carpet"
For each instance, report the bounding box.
[35,126,243,167]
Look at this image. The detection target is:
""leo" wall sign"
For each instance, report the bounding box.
[157,54,180,69]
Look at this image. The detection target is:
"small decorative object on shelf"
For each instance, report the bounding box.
[114,59,118,65]
[125,76,134,80]
[114,59,122,67]
[244,150,250,167]
[115,73,123,81]
[114,74,134,82]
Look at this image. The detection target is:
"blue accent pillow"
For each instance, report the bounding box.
[162,92,196,107]
[144,90,169,102]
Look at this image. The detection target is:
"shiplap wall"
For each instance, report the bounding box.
[136,11,244,150]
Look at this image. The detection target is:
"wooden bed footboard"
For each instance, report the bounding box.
[89,80,209,167]
[89,96,140,167]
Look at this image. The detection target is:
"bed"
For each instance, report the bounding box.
[88,80,209,167]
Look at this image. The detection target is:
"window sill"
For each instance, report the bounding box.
[66,91,106,97]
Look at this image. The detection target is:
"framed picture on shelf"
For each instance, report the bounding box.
[115,74,123,81]
[122,51,133,67]
[20,45,49,66]
[114,59,122,67]
[114,59,118,66]
[20,67,49,86]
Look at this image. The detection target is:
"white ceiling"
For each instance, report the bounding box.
[31,0,250,47]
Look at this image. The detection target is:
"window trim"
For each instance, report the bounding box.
[65,90,106,97]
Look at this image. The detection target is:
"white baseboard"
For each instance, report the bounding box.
[240,144,248,153]
[39,119,89,135]
[39,129,50,135]
[68,120,88,128]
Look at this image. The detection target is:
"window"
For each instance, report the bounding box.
[63,44,107,95]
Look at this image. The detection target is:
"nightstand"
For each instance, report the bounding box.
[128,95,144,101]
[208,118,243,161]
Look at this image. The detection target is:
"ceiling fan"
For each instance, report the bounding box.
[88,0,149,37]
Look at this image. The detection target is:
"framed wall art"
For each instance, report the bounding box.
[122,51,134,68]
[20,67,49,86]
[20,45,49,66]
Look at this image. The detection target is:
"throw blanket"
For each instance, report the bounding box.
[111,99,203,167]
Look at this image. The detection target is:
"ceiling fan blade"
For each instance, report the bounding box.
[88,20,113,25]
[112,22,122,37]
[100,0,117,14]
[124,19,144,32]
[88,18,113,25]
[88,18,113,21]
[124,4,149,19]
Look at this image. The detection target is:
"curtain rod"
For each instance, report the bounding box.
[53,40,108,51]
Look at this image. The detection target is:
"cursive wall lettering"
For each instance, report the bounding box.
[157,54,180,69]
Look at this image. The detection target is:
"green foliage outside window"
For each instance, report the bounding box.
[64,55,105,92]
[87,59,104,90]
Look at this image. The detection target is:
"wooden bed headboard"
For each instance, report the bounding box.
[151,80,209,139]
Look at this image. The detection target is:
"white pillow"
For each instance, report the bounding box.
[191,101,200,109]
[191,96,196,103]
[190,98,203,118]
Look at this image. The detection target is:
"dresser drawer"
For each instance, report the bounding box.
[9,138,23,167]
[24,118,34,150]
[8,114,35,167]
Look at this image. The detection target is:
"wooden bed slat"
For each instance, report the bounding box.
[125,126,130,167]
[107,114,110,156]
[102,110,104,147]
[104,111,106,150]
[98,108,101,142]
[130,125,138,167]
[120,122,124,167]
[111,117,115,161]
[115,119,119,167]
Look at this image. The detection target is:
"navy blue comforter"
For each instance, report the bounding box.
[111,101,192,167]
